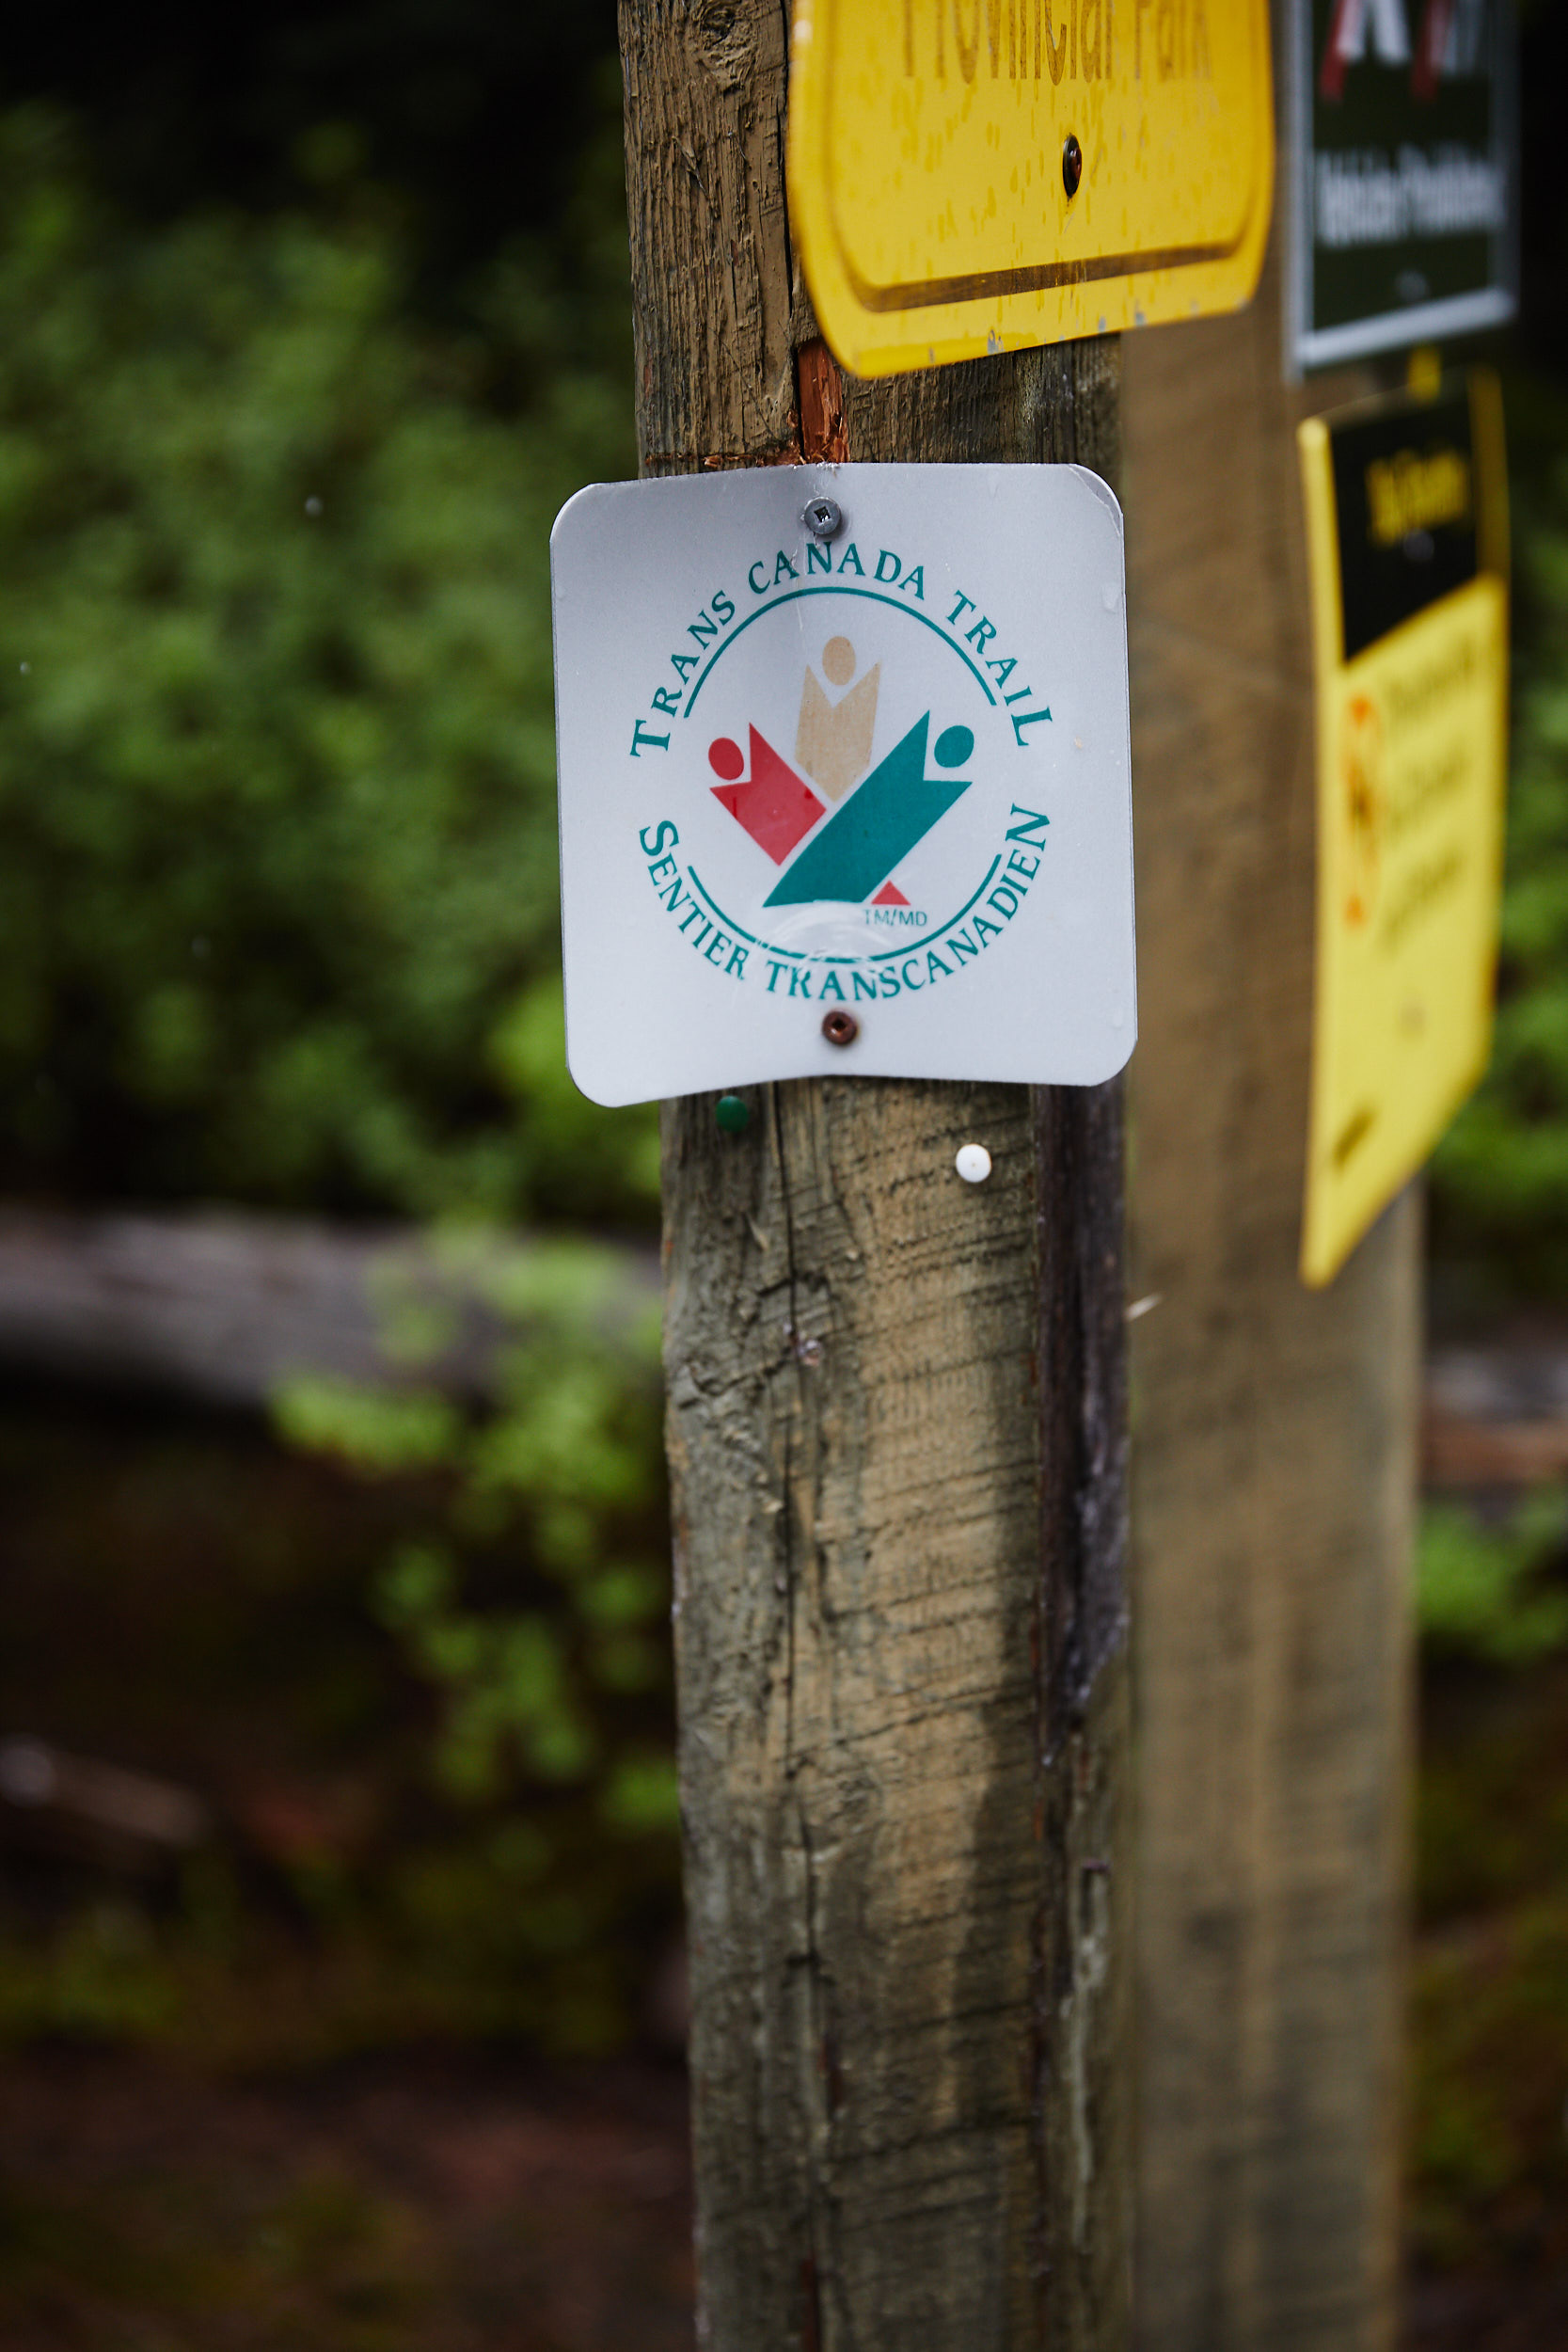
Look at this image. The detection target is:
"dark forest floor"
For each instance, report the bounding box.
[0,2043,692,2352]
[0,2038,1563,2350]
[0,1392,1565,2345]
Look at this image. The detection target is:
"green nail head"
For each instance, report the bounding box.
[716,1092,751,1135]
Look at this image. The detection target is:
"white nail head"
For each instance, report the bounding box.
[955,1144,992,1184]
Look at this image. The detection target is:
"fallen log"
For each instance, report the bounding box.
[1425,1335,1568,1488]
[0,1208,659,1412]
[1,1205,1563,1490]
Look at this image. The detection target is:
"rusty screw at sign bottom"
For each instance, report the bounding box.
[821,1009,859,1047]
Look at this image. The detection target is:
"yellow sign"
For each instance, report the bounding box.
[1298,373,1509,1289]
[786,0,1275,376]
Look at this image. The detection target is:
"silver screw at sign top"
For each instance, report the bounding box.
[802,496,843,542]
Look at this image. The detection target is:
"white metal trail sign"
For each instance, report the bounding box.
[549,465,1134,1105]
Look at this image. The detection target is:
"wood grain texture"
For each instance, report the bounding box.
[619,2,1131,2342]
[664,1078,1130,2350]
[1121,230,1419,2352]
[621,0,797,470]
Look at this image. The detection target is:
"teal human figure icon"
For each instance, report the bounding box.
[765,717,974,907]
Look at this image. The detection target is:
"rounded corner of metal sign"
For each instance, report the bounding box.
[1067,463,1126,533]
[562,1036,638,1113]
[787,0,1275,372]
[549,479,613,551]
[1297,1237,1335,1292]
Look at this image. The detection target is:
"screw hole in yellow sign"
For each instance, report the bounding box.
[787,0,1275,374]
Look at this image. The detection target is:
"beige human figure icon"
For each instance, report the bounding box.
[795,635,880,802]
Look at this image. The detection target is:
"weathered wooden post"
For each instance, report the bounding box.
[1122,0,1515,2328]
[616,2,1131,2342]
[1121,228,1415,2352]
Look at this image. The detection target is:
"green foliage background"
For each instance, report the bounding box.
[0,96,677,2060]
[0,82,1556,1284]
[0,22,1566,2204]
[1430,376,1568,1303]
[0,103,654,1229]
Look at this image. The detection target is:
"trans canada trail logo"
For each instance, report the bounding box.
[706,635,973,910]
[626,539,1056,1014]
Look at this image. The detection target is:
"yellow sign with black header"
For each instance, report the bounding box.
[786,0,1275,377]
[1298,371,1509,1288]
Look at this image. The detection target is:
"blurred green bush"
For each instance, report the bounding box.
[1418,1486,1568,1667]
[0,100,675,2062]
[275,1238,672,1825]
[0,1287,680,2061]
[1431,378,1568,1304]
[263,1233,678,2057]
[0,103,655,1227]
[1411,1486,1568,2275]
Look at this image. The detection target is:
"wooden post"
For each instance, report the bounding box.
[1121,226,1419,2350]
[618,3,1132,2344]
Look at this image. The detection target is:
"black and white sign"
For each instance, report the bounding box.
[1289,0,1517,371]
